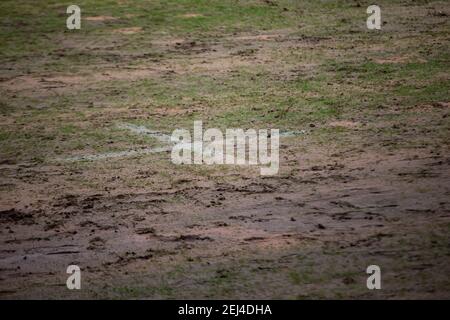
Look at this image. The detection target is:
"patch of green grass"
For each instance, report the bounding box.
[395,80,450,104]
[59,124,77,134]
[289,270,314,285]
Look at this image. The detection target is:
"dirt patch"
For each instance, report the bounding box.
[84,16,117,22]
[1,146,449,298]
[0,68,167,95]
[179,13,204,18]
[374,55,427,64]
[229,30,291,43]
[113,27,143,34]
[329,121,361,129]
[0,209,33,224]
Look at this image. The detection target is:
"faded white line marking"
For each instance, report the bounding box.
[56,123,307,162]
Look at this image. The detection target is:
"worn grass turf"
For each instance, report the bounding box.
[0,0,449,299]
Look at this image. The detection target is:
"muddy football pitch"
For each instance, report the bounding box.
[0,0,449,299]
